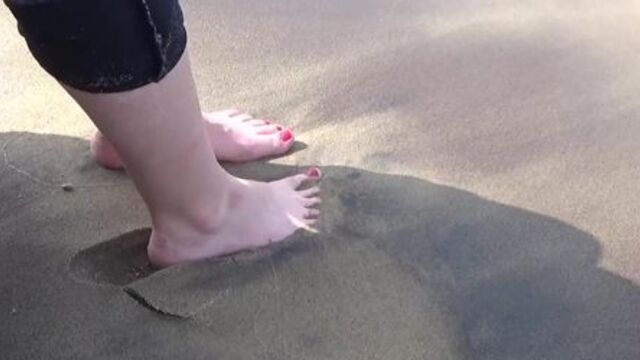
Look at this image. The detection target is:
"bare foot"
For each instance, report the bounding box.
[147,168,322,267]
[90,109,295,169]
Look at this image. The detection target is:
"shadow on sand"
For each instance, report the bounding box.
[2,131,639,359]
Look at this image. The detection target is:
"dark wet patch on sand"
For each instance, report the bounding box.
[69,228,157,286]
[68,222,319,318]
[123,233,318,318]
[58,160,640,358]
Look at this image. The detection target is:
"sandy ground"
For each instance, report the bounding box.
[1,1,640,359]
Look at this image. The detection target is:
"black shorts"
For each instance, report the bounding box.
[3,0,187,93]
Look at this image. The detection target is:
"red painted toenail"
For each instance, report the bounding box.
[280,129,293,142]
[276,125,283,131]
[307,168,321,177]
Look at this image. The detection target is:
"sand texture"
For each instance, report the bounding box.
[2,1,640,359]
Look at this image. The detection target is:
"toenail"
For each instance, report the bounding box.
[306,167,321,178]
[276,125,283,131]
[265,119,272,124]
[280,129,293,142]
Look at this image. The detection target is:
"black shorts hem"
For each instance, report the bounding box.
[5,0,188,93]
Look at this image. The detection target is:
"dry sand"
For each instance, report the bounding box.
[1,1,640,359]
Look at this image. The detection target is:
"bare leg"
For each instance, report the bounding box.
[66,53,321,267]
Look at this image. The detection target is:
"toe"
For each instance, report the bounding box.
[299,187,320,198]
[203,111,298,162]
[279,129,294,143]
[230,128,294,161]
[209,109,243,119]
[280,174,308,189]
[305,167,322,179]
[246,119,269,127]
[231,113,254,122]
[269,128,295,153]
[257,125,280,135]
[304,218,318,227]
[304,209,320,219]
[303,197,322,208]
[279,167,322,189]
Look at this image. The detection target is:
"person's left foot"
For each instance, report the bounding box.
[90,109,295,169]
[147,168,322,267]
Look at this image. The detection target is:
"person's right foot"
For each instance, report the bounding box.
[147,168,322,267]
[90,109,295,169]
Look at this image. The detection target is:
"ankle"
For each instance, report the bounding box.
[146,176,252,266]
[147,202,229,267]
[90,131,123,169]
[152,199,229,239]
[153,170,241,230]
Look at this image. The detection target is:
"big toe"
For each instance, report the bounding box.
[245,129,295,159]
[276,167,322,189]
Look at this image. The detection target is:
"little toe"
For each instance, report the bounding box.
[304,218,318,227]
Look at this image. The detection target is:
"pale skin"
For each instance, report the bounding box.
[90,109,296,169]
[65,52,321,267]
